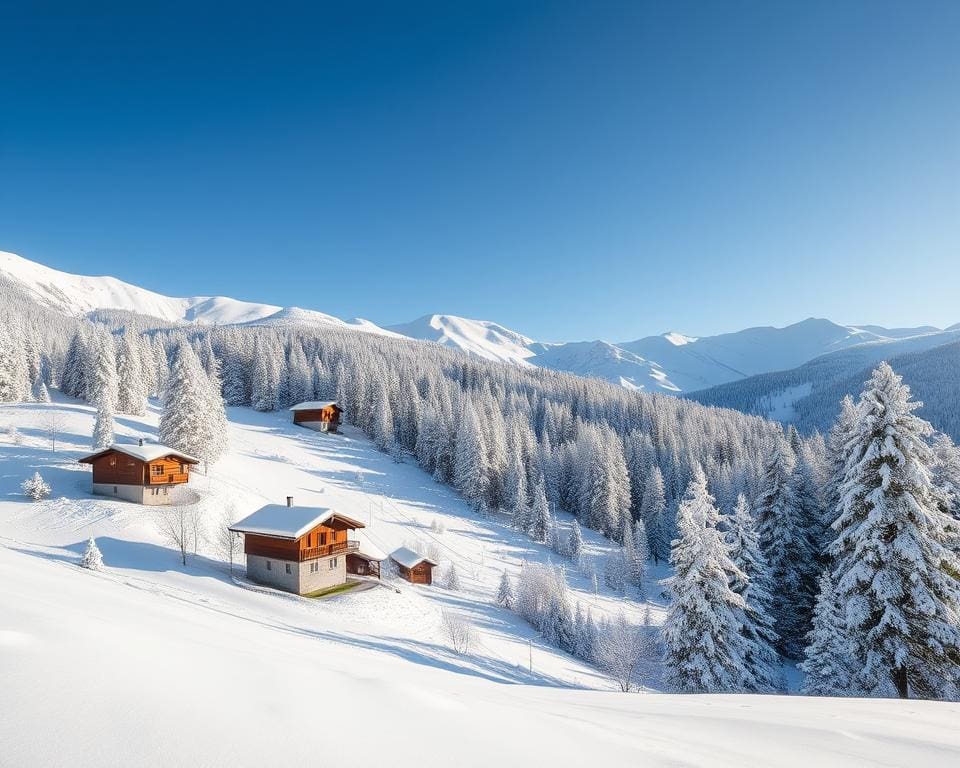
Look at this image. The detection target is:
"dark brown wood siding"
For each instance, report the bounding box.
[91,452,144,485]
[397,562,433,585]
[293,406,342,426]
[243,534,300,561]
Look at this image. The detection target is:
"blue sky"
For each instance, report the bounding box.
[1,1,957,341]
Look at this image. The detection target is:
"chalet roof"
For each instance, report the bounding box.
[228,504,365,540]
[288,401,341,412]
[78,443,200,465]
[351,529,387,562]
[390,546,438,569]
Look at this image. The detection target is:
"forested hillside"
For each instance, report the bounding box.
[3,279,960,700]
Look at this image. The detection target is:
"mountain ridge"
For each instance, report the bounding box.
[2,249,955,396]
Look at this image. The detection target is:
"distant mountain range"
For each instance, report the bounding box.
[2,249,957,398]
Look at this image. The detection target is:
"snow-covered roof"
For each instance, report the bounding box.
[228,504,365,539]
[389,546,438,569]
[288,401,341,411]
[79,443,200,465]
[351,529,387,561]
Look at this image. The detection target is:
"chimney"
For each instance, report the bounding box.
[286,496,294,507]
[138,438,144,447]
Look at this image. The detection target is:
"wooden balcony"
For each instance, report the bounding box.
[299,540,358,561]
[147,472,190,486]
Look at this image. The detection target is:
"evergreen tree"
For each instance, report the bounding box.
[830,363,960,699]
[529,479,551,543]
[800,572,854,696]
[754,429,816,659]
[661,466,752,693]
[568,519,584,569]
[727,493,782,691]
[453,401,488,509]
[92,396,115,450]
[80,537,104,570]
[640,467,669,564]
[116,332,147,415]
[496,569,514,609]
[159,340,228,470]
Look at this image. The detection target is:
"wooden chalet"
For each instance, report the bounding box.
[390,547,438,585]
[229,498,365,595]
[289,401,343,433]
[78,440,199,505]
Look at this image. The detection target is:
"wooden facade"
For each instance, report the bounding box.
[346,553,381,579]
[81,450,195,487]
[242,519,359,563]
[291,403,343,433]
[396,561,434,585]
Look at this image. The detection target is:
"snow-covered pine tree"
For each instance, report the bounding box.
[754,428,816,659]
[622,517,646,593]
[529,479,551,544]
[21,471,52,501]
[726,493,782,692]
[116,331,147,415]
[661,465,752,693]
[92,396,115,450]
[80,537,104,570]
[603,547,627,592]
[496,569,514,609]
[453,400,488,510]
[444,563,461,591]
[800,571,854,696]
[159,340,228,470]
[568,519,584,569]
[640,466,669,564]
[830,362,960,699]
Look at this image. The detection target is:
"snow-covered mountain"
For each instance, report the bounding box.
[385,314,538,365]
[0,250,388,334]
[2,250,955,395]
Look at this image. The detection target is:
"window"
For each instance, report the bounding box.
[109,456,117,467]
[285,563,291,575]
[310,562,318,573]
[151,465,163,476]
[180,463,188,473]
[266,560,271,571]
[330,557,338,569]
[113,486,118,494]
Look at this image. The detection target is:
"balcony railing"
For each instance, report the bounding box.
[299,540,358,561]
[147,472,190,486]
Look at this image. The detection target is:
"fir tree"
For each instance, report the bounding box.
[830,363,960,699]
[496,569,514,609]
[529,479,551,544]
[80,537,104,570]
[754,429,816,659]
[727,493,782,691]
[568,519,584,568]
[800,572,854,696]
[640,467,669,564]
[453,401,488,509]
[661,466,752,693]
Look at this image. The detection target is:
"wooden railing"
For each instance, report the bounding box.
[299,540,358,561]
[147,472,190,485]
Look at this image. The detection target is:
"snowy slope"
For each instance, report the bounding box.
[533,340,681,391]
[0,250,389,334]
[3,398,959,766]
[386,314,539,364]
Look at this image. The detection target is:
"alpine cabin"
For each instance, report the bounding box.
[78,441,199,505]
[390,547,438,585]
[289,401,343,433]
[229,498,365,595]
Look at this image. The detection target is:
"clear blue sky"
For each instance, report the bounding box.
[1,1,958,341]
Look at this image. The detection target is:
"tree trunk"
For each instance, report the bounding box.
[893,665,909,698]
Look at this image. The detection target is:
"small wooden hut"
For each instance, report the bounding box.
[390,547,438,585]
[289,401,343,433]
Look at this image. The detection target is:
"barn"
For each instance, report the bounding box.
[289,401,343,433]
[229,498,365,595]
[390,547,438,585]
[78,440,199,505]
